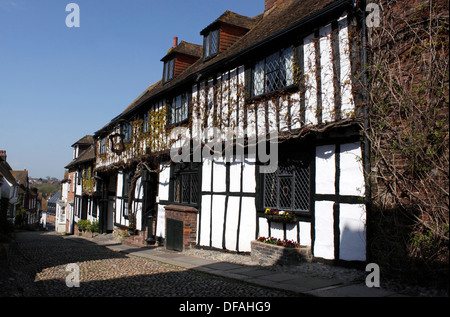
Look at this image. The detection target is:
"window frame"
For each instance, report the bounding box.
[203,28,219,60]
[122,171,132,218]
[169,162,200,207]
[259,145,313,217]
[100,138,107,155]
[122,122,132,143]
[168,91,191,125]
[163,58,175,83]
[250,46,296,98]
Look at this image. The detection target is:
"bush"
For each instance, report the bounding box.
[76,219,90,231]
[87,220,99,233]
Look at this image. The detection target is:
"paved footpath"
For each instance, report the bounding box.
[2,230,411,299]
[2,230,299,298]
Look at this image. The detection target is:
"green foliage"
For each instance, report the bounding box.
[76,219,90,231]
[87,220,99,233]
[77,219,99,233]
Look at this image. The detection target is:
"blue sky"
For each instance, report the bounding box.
[0,0,263,179]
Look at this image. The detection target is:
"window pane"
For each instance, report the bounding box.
[264,171,277,208]
[174,178,181,202]
[265,52,280,93]
[205,33,211,57]
[210,30,218,55]
[263,159,310,213]
[190,173,199,204]
[253,60,265,96]
[182,175,190,203]
[281,47,294,87]
[278,175,293,209]
[181,93,188,121]
[169,59,174,80]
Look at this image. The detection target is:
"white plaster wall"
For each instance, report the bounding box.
[158,163,170,201]
[202,158,212,192]
[304,32,318,126]
[211,195,226,249]
[319,23,335,123]
[242,155,256,193]
[258,217,269,238]
[340,142,365,196]
[270,222,285,240]
[299,221,312,246]
[237,66,245,132]
[338,14,355,118]
[225,196,240,250]
[316,145,336,195]
[314,200,335,260]
[213,158,226,193]
[285,223,298,242]
[229,161,241,192]
[134,177,143,231]
[238,196,256,252]
[290,92,302,130]
[339,203,366,261]
[156,205,166,238]
[116,172,123,224]
[199,195,211,247]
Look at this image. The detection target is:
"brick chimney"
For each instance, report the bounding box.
[265,0,277,11]
[0,150,6,161]
[173,36,178,47]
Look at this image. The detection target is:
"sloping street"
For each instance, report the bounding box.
[2,230,297,298]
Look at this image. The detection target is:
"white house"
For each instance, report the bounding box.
[91,0,367,263]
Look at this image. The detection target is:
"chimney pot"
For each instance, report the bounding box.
[173,37,178,47]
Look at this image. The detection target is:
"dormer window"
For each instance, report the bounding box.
[203,29,219,59]
[163,58,175,83]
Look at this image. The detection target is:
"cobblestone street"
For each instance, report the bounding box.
[2,230,296,297]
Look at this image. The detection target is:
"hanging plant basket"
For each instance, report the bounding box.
[264,209,298,224]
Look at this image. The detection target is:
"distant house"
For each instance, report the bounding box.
[0,151,19,226]
[11,169,40,227]
[60,135,96,234]
[47,191,61,216]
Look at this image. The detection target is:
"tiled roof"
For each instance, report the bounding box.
[71,135,94,147]
[161,41,203,61]
[65,144,95,169]
[95,0,348,136]
[200,10,261,35]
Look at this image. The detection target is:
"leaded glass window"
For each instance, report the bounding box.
[263,157,310,213]
[252,46,294,97]
[169,92,190,124]
[163,58,175,83]
[171,162,200,206]
[204,29,219,59]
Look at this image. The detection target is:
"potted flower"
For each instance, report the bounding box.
[264,208,298,223]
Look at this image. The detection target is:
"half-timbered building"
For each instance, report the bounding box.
[93,0,368,263]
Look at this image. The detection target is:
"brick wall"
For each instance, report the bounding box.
[164,205,198,248]
[251,240,312,265]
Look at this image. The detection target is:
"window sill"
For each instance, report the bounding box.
[246,84,299,104]
[164,204,199,214]
[166,118,190,129]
